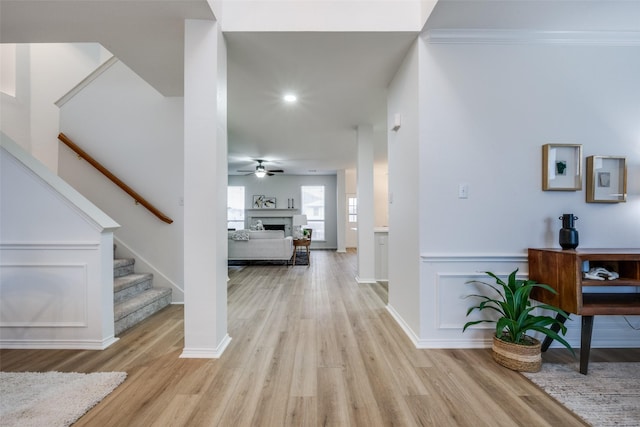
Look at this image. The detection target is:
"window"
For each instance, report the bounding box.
[348,197,357,223]
[301,185,325,240]
[227,186,245,230]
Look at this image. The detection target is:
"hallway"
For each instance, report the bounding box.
[0,250,594,426]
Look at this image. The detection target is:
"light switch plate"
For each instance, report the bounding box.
[458,184,469,199]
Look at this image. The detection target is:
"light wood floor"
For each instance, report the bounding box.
[2,250,639,426]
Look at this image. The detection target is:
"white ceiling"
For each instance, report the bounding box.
[3,0,638,177]
[226,32,417,175]
[0,1,420,176]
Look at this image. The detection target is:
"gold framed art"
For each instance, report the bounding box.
[586,156,627,203]
[542,144,582,191]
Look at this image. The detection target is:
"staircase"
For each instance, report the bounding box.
[113,258,172,335]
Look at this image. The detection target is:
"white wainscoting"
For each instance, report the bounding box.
[0,240,117,350]
[394,253,640,349]
[0,263,88,327]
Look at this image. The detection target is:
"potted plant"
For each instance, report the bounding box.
[463,269,574,372]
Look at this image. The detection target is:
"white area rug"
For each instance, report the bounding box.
[522,363,640,427]
[0,371,126,427]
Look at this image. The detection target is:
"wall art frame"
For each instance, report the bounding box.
[252,195,265,208]
[262,197,276,209]
[542,143,582,191]
[586,156,627,203]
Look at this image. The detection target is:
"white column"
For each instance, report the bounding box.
[336,169,346,253]
[181,19,230,358]
[356,125,376,283]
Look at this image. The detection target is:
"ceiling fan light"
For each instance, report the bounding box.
[255,166,267,178]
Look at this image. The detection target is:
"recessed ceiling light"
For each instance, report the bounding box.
[283,93,297,103]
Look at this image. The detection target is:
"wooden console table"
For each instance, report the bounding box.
[528,248,640,374]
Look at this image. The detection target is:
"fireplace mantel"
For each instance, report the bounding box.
[246,209,297,215]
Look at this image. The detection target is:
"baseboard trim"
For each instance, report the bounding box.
[355,276,377,284]
[0,335,119,350]
[385,303,421,347]
[180,334,232,359]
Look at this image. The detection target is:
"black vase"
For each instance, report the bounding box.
[558,214,579,250]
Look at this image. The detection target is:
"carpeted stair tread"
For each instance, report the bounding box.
[112,256,172,335]
[113,258,133,269]
[114,288,172,322]
[114,273,153,293]
[113,258,135,278]
[113,273,153,303]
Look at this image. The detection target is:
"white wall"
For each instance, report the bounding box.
[228,174,338,249]
[0,43,110,172]
[389,33,640,348]
[0,45,30,149]
[419,41,640,254]
[1,135,119,349]
[386,38,422,341]
[58,60,185,302]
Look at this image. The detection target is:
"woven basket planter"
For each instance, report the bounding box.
[492,335,542,372]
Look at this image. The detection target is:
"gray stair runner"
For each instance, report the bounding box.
[113,258,171,335]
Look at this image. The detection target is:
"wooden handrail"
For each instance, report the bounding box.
[58,133,174,224]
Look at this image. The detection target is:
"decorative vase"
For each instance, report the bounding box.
[492,335,541,372]
[558,214,579,250]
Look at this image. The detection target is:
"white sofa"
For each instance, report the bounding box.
[228,230,293,261]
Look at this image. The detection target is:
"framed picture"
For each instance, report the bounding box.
[586,156,627,203]
[262,196,276,209]
[253,195,265,208]
[542,144,582,191]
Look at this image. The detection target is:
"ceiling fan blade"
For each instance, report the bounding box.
[267,172,275,176]
[266,169,284,173]
[237,169,255,173]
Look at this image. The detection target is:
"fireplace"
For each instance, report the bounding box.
[264,224,285,231]
[249,215,293,236]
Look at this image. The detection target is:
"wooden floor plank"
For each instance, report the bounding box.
[284,396,317,427]
[290,319,318,397]
[317,367,351,427]
[2,250,637,426]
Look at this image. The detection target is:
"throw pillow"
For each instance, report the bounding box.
[231,230,250,241]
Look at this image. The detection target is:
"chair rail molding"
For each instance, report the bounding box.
[421,252,528,264]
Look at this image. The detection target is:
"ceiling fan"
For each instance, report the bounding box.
[237,160,284,178]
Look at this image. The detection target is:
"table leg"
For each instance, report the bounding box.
[306,246,310,266]
[580,315,594,375]
[292,248,297,266]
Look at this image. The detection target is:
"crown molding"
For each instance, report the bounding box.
[425,29,640,46]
